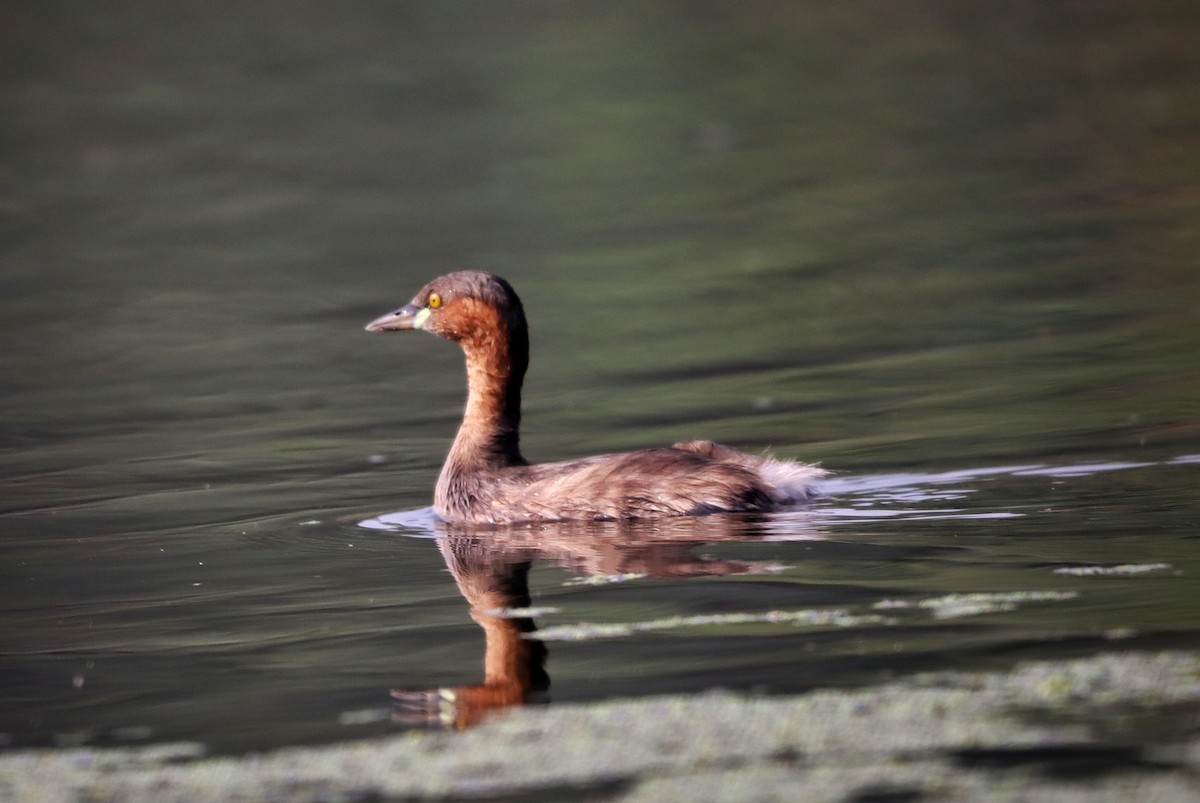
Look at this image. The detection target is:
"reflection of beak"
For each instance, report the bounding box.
[365,303,429,332]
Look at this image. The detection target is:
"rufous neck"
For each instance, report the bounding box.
[449,328,528,467]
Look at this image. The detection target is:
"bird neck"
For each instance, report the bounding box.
[448,319,528,469]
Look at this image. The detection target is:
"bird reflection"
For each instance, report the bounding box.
[390,532,549,729]
[390,514,818,728]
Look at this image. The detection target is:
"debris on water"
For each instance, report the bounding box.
[1054,563,1172,577]
[918,591,1078,620]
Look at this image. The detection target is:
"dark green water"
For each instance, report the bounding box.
[2,2,1198,753]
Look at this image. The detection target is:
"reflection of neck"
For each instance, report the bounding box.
[473,602,545,701]
[436,541,548,727]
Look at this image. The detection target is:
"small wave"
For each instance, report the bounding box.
[816,456,1187,524]
[357,507,440,536]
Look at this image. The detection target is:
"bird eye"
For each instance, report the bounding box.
[428,292,442,309]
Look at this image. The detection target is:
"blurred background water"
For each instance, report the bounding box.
[2,1,1198,753]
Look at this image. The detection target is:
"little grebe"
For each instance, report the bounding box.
[366,271,824,524]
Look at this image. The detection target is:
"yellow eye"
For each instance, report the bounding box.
[428,292,442,309]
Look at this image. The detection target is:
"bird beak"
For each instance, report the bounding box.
[365,303,429,332]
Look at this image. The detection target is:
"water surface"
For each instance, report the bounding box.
[2,1,1199,754]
